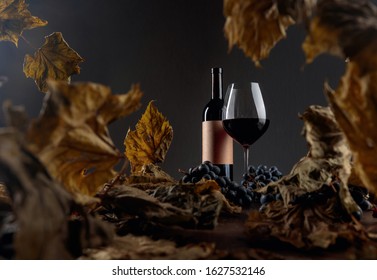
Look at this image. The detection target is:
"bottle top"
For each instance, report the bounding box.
[211,67,222,74]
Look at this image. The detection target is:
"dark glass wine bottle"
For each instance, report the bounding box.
[202,67,233,179]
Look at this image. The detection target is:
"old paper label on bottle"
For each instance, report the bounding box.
[202,120,233,164]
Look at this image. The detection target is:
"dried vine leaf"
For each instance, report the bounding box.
[224,0,294,66]
[276,0,318,22]
[0,0,47,46]
[81,235,215,260]
[100,184,193,226]
[27,80,143,196]
[23,32,83,93]
[246,106,363,249]
[125,101,173,173]
[326,64,377,195]
[303,0,377,67]
[0,128,112,259]
[246,206,376,254]
[127,163,176,185]
[97,176,240,234]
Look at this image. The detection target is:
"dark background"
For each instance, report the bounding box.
[0,0,348,180]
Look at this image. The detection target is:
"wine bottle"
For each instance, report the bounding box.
[202,67,233,179]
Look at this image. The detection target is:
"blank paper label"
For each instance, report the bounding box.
[202,120,233,164]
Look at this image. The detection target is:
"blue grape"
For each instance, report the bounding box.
[198,163,210,174]
[260,193,274,205]
[211,165,221,175]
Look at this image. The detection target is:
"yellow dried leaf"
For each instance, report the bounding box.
[27,80,143,196]
[125,101,173,173]
[23,32,83,93]
[224,0,294,66]
[302,16,342,63]
[302,1,377,66]
[0,0,47,46]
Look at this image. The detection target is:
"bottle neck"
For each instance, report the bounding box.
[211,71,223,100]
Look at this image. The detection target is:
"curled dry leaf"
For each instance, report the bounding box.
[326,64,377,196]
[246,106,363,249]
[27,80,143,196]
[224,0,294,66]
[99,181,228,230]
[0,0,47,46]
[0,128,112,259]
[125,101,173,173]
[246,206,376,254]
[23,32,84,93]
[126,163,176,185]
[99,184,194,227]
[302,0,377,65]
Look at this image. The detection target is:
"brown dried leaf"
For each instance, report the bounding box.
[27,80,143,196]
[0,128,112,259]
[124,101,173,173]
[127,163,176,185]
[81,235,215,260]
[246,106,362,249]
[303,0,377,66]
[100,184,195,227]
[0,0,47,46]
[99,180,233,230]
[326,64,377,195]
[23,32,83,93]
[276,0,317,22]
[224,0,294,66]
[302,16,342,63]
[246,204,374,252]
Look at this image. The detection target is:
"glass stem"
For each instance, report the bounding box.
[243,145,250,174]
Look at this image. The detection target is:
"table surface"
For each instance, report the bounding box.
[138,209,377,259]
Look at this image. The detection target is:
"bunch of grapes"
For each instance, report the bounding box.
[181,161,284,208]
[181,161,376,218]
[241,165,283,205]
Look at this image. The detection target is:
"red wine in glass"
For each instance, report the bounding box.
[222,118,270,147]
[222,82,269,175]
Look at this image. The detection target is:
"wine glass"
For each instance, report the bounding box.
[222,82,269,175]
